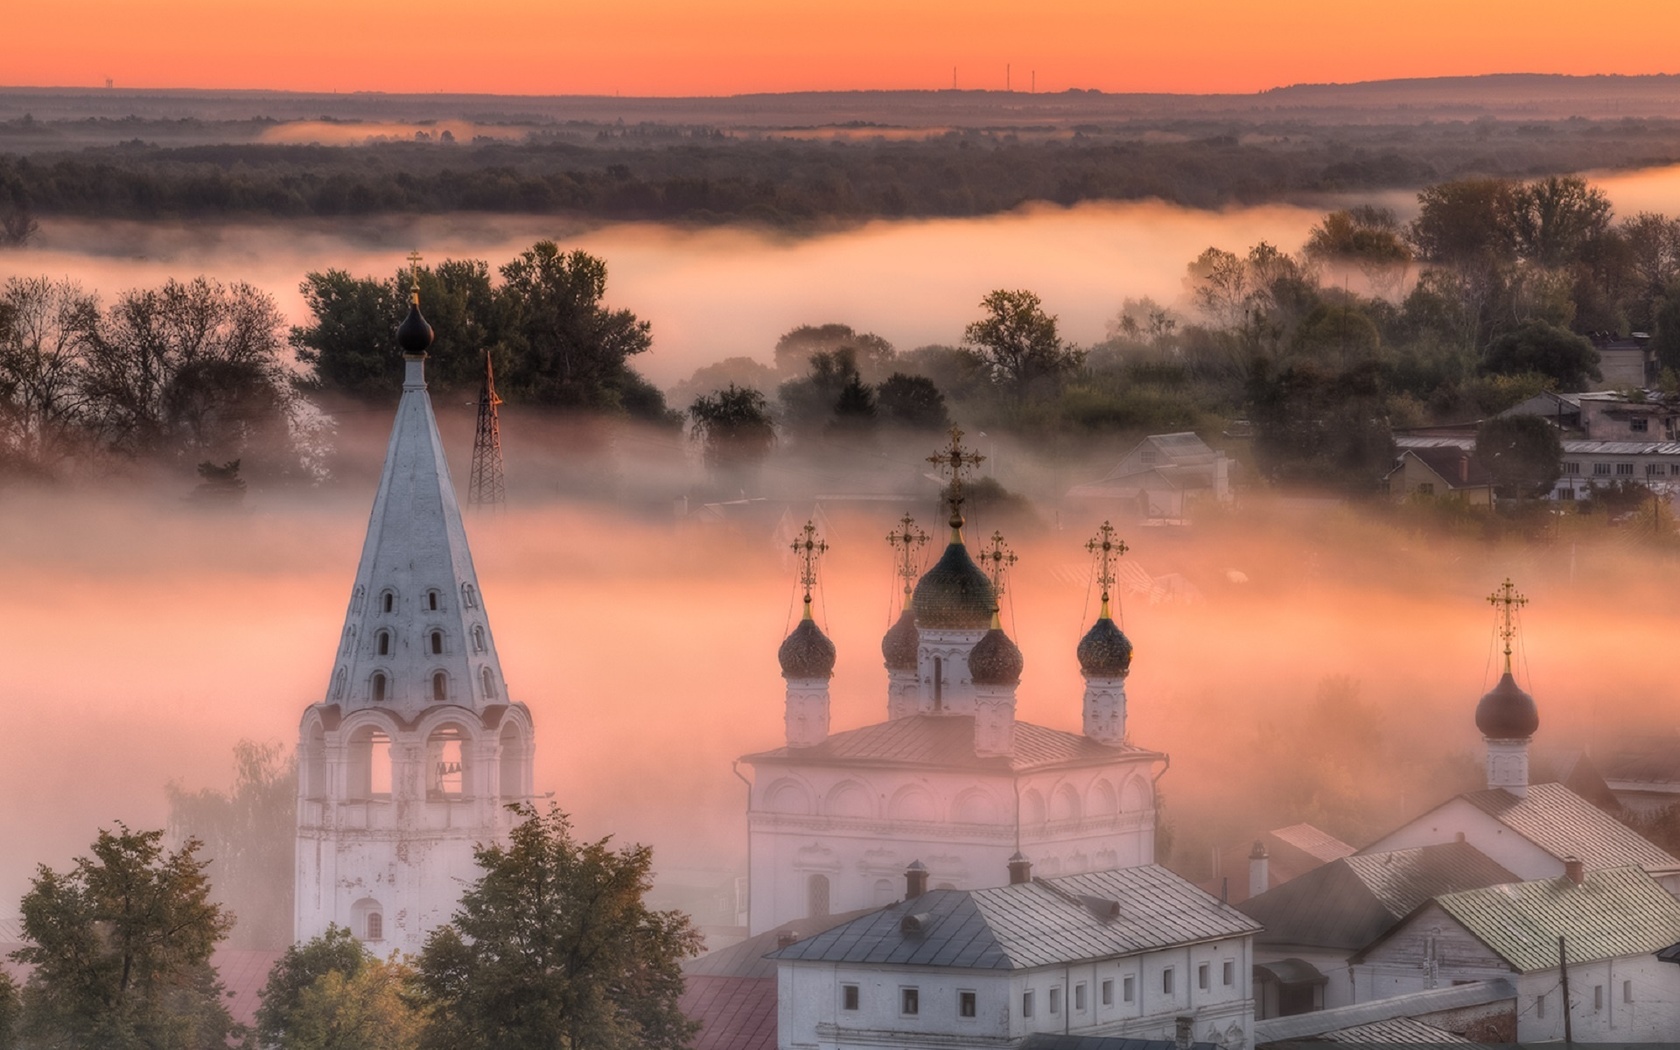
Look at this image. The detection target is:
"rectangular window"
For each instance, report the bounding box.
[1123,976,1135,1003]
[1101,979,1113,1006]
[1049,987,1062,1015]
[1624,980,1633,1003]
[1649,463,1663,475]
[1537,993,1546,1019]
[1417,481,1435,495]
[959,990,977,1018]
[1594,985,1603,1011]
[1162,968,1175,995]
[901,988,919,1016]
[842,985,859,1011]
[1559,486,1576,500]
[1564,462,1580,475]
[1022,990,1035,1018]
[1223,961,1235,986]
[1198,963,1209,991]
[1594,462,1612,475]
[1074,983,1086,1011]
[1632,418,1649,432]
[1672,464,1680,476]
[1618,462,1635,476]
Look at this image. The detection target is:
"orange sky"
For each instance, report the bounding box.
[8,0,1680,97]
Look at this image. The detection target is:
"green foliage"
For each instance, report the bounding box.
[252,926,371,1049]
[283,957,421,1050]
[772,324,894,381]
[0,972,18,1050]
[963,289,1083,393]
[1651,288,1680,376]
[875,373,950,430]
[1304,206,1411,266]
[1410,178,1516,265]
[1473,415,1564,499]
[12,824,234,1050]
[688,384,776,480]
[777,348,861,436]
[1247,358,1396,493]
[413,803,702,1050]
[1480,319,1600,391]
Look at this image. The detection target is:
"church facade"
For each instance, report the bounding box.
[294,293,535,957]
[740,455,1166,934]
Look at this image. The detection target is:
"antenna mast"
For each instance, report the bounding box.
[468,351,507,512]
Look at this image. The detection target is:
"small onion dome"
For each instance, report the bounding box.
[1077,617,1134,678]
[912,543,996,630]
[882,606,919,671]
[1475,671,1539,739]
[969,626,1024,686]
[397,300,434,354]
[779,617,836,679]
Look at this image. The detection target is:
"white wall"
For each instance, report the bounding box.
[1360,799,1563,880]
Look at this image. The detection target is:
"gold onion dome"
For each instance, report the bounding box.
[969,624,1024,686]
[779,618,837,679]
[1475,672,1538,739]
[397,299,434,354]
[1077,617,1134,678]
[911,541,996,630]
[881,606,919,670]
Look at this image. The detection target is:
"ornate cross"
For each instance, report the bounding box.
[791,520,828,618]
[885,513,928,598]
[1086,520,1128,617]
[927,425,986,529]
[1487,578,1527,671]
[406,250,425,303]
[979,531,1018,601]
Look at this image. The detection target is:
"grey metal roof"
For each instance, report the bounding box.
[1270,823,1356,863]
[682,909,874,980]
[772,865,1259,971]
[1430,866,1680,973]
[742,714,1162,774]
[1021,1037,1216,1050]
[1395,435,1680,456]
[1252,979,1515,1043]
[1458,783,1679,870]
[1242,842,1516,950]
[1318,1017,1477,1044]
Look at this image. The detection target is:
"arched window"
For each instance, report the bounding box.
[347,729,391,798]
[352,898,385,941]
[480,666,498,700]
[429,630,443,655]
[472,625,486,652]
[432,672,447,703]
[352,585,366,612]
[365,911,383,941]
[462,583,478,609]
[427,590,440,611]
[381,590,395,614]
[371,672,388,704]
[332,667,346,701]
[429,725,466,797]
[807,874,831,918]
[376,630,391,656]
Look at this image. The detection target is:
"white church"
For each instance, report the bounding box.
[293,289,535,956]
[739,438,1168,934]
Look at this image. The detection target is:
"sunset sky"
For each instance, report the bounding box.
[9,0,1680,97]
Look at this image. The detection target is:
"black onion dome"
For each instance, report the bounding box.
[397,300,434,354]
[1077,617,1134,677]
[779,618,836,679]
[911,543,996,630]
[882,606,919,671]
[1475,671,1539,739]
[970,627,1024,686]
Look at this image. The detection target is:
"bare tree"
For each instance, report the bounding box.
[0,277,100,475]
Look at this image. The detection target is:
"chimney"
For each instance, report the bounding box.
[905,860,929,899]
[1008,852,1032,885]
[1459,451,1469,483]
[776,929,799,948]
[1564,856,1584,885]
[1248,841,1269,898]
[1175,1015,1194,1050]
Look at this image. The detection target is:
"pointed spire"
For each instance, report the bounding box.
[927,426,986,540]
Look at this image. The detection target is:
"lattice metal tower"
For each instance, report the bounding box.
[467,351,506,511]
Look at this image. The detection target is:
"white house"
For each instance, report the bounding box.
[771,862,1259,1050]
[1348,864,1680,1042]
[294,293,535,956]
[1066,432,1232,521]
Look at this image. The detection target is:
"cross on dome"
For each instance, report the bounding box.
[979,530,1018,601]
[927,426,986,534]
[885,513,928,600]
[791,520,829,619]
[1086,520,1129,618]
[1487,578,1528,674]
[406,250,425,304]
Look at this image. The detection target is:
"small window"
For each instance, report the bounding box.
[1649,463,1663,476]
[371,672,387,704]
[1563,461,1580,475]
[473,625,486,652]
[1162,968,1174,995]
[462,583,478,609]
[1198,963,1209,991]
[901,988,919,1016]
[481,667,498,700]
[842,985,859,1011]
[1101,979,1113,1006]
[427,590,440,611]
[1617,462,1635,476]
[1594,462,1611,476]
[1222,961,1234,986]
[430,630,444,655]
[958,990,976,1018]
[332,667,346,700]
[1416,481,1435,496]
[432,672,447,703]
[1123,976,1135,1003]
[365,911,383,941]
[1537,993,1546,1019]
[1022,990,1034,1018]
[1594,985,1604,1011]
[1624,979,1633,1004]
[1074,983,1086,1011]
[382,591,395,613]
[377,630,391,656]
[1048,987,1061,1015]
[1672,463,1680,476]
[1632,417,1649,432]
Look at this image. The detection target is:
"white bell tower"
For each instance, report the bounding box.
[294,277,535,956]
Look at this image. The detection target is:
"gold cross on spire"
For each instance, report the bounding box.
[791,520,828,620]
[927,425,986,536]
[1487,578,1527,673]
[406,250,424,305]
[885,513,928,600]
[979,530,1017,603]
[1086,520,1128,619]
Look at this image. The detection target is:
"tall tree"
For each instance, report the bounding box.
[253,926,371,1050]
[963,289,1082,393]
[12,824,234,1050]
[1474,415,1563,500]
[284,958,421,1050]
[413,803,702,1050]
[772,324,895,381]
[1409,178,1517,266]
[0,276,101,476]
[688,384,776,491]
[1480,319,1600,391]
[875,373,950,430]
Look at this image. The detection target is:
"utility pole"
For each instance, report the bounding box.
[467,350,506,512]
[1559,935,1573,1047]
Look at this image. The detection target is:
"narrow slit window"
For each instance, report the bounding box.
[462,583,478,609]
[1162,968,1174,995]
[1123,976,1135,1003]
[382,591,394,613]
[1223,961,1234,986]
[1022,991,1034,1018]
[1048,987,1061,1015]
[1074,983,1085,1011]
[481,667,497,700]
[1198,963,1209,991]
[432,672,447,703]
[430,630,444,655]
[427,590,439,611]
[377,630,391,656]
[473,625,486,652]
[1101,979,1113,1006]
[371,672,387,704]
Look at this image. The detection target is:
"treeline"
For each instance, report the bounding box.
[10,113,1680,229]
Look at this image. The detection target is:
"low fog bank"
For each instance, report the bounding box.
[3,452,1677,920]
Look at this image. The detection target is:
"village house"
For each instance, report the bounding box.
[1382,446,1494,506]
[1066,432,1232,522]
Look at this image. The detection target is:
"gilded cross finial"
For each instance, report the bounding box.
[791,520,828,620]
[979,531,1017,603]
[927,425,986,536]
[885,513,928,599]
[1487,578,1527,673]
[406,250,424,305]
[1086,520,1128,619]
